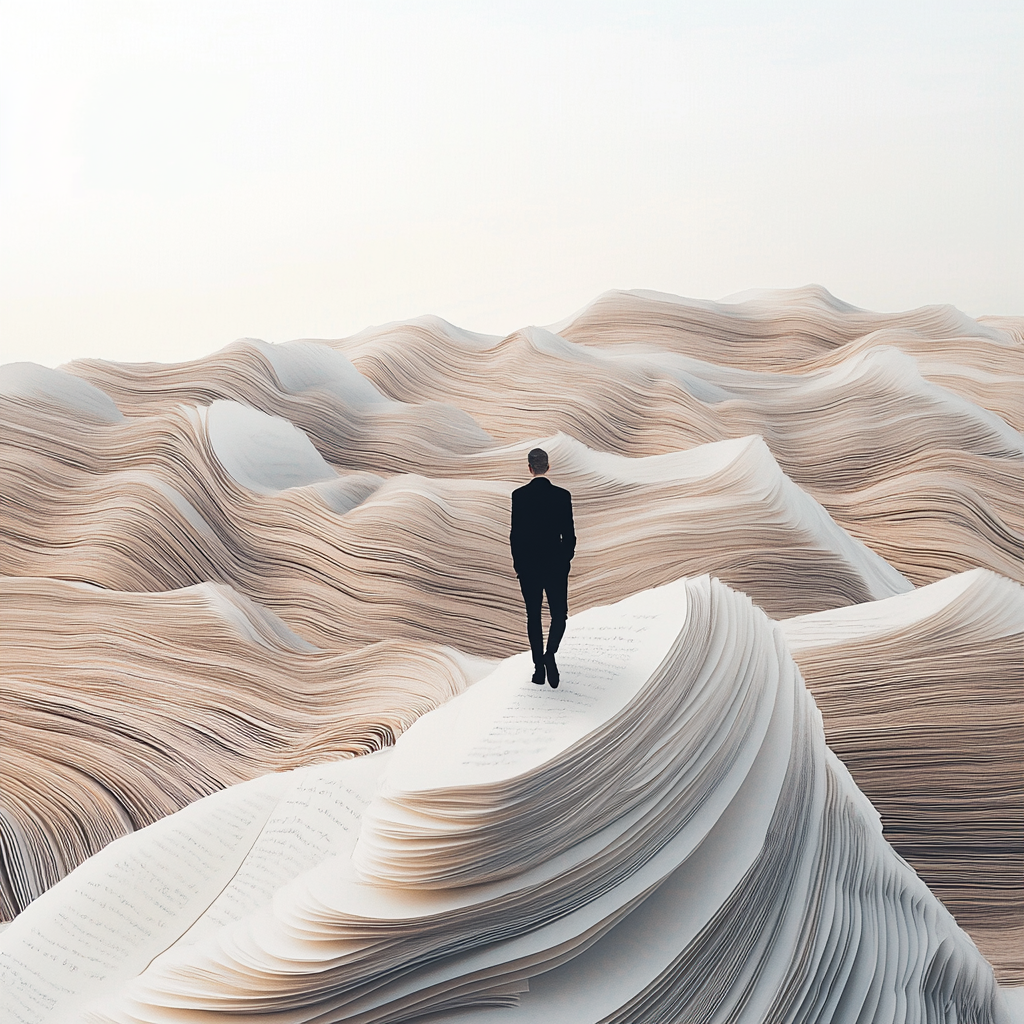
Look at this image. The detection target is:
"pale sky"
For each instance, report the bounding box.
[1,0,1021,367]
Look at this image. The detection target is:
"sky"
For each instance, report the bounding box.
[1,0,1022,367]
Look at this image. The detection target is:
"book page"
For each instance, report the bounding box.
[380,581,688,794]
[0,773,289,1024]
[169,751,390,947]
[0,753,391,1024]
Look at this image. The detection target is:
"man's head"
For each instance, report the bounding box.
[528,448,549,476]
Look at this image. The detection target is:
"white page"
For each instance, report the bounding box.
[79,754,392,1023]
[375,580,689,795]
[0,773,289,1024]
[780,570,982,651]
[169,752,390,948]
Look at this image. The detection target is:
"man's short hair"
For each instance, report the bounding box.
[528,448,549,473]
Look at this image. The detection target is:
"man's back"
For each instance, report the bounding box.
[510,476,576,577]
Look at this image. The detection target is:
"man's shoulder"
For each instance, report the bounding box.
[511,479,571,502]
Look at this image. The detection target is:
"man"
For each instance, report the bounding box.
[510,447,576,688]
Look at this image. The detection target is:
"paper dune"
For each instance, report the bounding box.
[0,580,1015,1024]
[0,287,1021,1021]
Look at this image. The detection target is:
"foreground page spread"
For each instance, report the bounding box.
[0,577,1011,1024]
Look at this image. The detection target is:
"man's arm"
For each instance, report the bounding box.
[510,491,522,577]
[562,492,576,565]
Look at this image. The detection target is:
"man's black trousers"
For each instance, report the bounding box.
[518,571,569,667]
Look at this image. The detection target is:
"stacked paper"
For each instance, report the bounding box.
[0,578,1010,1023]
[783,569,1024,985]
[1,288,1020,1000]
[1,359,916,921]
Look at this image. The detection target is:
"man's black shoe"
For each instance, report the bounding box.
[532,664,546,685]
[545,652,560,688]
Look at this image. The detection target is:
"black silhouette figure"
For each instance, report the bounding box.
[510,448,576,688]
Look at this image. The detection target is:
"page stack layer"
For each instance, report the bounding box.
[0,577,1012,1024]
[781,568,1024,985]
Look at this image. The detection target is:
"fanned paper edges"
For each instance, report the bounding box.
[1,577,1017,1024]
[0,286,1022,1018]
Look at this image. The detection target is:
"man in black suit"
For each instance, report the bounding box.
[510,447,576,688]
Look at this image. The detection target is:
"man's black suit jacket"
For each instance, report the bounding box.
[510,476,576,579]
